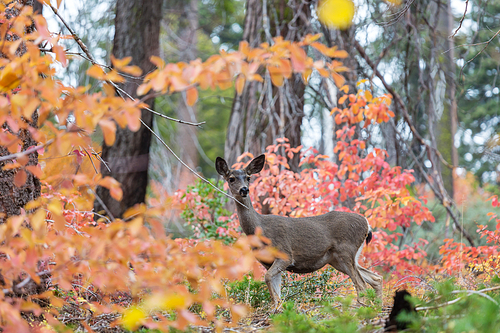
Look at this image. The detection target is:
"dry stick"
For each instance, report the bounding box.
[47,3,204,128]
[459,27,500,79]
[0,139,54,162]
[138,118,249,209]
[415,285,500,311]
[389,119,475,247]
[354,41,476,246]
[450,0,469,38]
[354,40,453,170]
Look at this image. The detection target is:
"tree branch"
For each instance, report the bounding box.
[0,139,54,163]
[47,3,205,128]
[354,41,476,246]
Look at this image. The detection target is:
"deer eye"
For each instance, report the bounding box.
[246,176,251,182]
[229,177,236,183]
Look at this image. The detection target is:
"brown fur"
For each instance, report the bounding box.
[216,154,383,309]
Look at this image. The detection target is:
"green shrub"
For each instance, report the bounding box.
[180,178,236,244]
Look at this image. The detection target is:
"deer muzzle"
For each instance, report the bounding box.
[239,187,249,197]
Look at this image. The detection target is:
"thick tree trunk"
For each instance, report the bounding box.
[0,0,41,221]
[94,0,162,219]
[225,0,311,170]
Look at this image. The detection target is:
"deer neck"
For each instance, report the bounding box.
[234,195,261,235]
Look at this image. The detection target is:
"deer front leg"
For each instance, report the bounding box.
[264,259,289,312]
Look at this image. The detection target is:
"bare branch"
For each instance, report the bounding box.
[0,139,54,163]
[47,3,205,128]
[354,41,476,246]
[450,0,468,38]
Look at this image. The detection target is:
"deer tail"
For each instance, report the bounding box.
[365,217,373,245]
[366,230,373,245]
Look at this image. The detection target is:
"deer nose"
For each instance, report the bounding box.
[239,187,249,197]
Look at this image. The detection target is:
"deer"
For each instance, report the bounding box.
[215,154,383,310]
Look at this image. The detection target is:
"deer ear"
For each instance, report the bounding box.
[215,157,230,177]
[246,154,266,175]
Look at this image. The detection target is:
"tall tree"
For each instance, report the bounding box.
[174,0,199,189]
[225,0,313,170]
[0,0,41,221]
[94,0,162,219]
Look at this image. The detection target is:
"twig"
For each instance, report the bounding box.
[0,139,54,162]
[450,0,468,38]
[87,185,115,222]
[354,40,476,247]
[139,119,249,209]
[47,3,204,128]
[416,286,500,311]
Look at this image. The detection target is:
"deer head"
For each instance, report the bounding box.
[215,154,265,198]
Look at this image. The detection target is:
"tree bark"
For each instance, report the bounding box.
[225,0,311,170]
[432,0,457,199]
[176,0,199,189]
[94,0,162,219]
[0,0,41,221]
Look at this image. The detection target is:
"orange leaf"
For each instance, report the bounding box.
[26,165,43,178]
[235,76,245,95]
[98,176,123,201]
[99,119,116,146]
[186,87,198,106]
[53,45,67,67]
[86,65,106,80]
[14,169,27,187]
[110,55,132,69]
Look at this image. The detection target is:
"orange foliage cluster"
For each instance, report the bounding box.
[440,195,500,275]
[0,3,357,331]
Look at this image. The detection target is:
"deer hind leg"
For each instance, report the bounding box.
[357,265,383,298]
[329,256,368,302]
[355,239,383,299]
[264,259,289,312]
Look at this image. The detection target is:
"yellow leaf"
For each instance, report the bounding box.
[86,65,106,80]
[121,307,146,331]
[268,67,284,87]
[128,217,143,236]
[317,0,355,30]
[235,75,245,95]
[30,209,46,235]
[48,198,63,216]
[120,65,142,76]
[162,294,187,310]
[150,55,165,69]
[365,90,373,102]
[102,83,116,96]
[186,87,198,106]
[23,98,39,119]
[110,55,132,69]
[99,119,116,146]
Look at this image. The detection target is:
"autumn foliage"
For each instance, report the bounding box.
[1,2,500,332]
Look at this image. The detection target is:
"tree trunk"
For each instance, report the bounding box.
[176,0,199,189]
[94,0,162,219]
[225,0,311,170]
[433,0,457,199]
[0,0,41,221]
